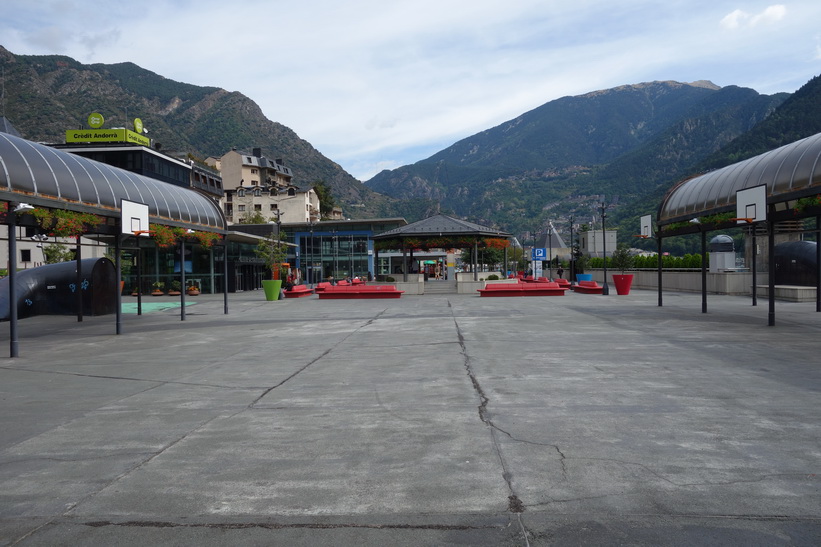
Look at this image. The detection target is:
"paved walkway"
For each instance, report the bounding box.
[1,289,820,545]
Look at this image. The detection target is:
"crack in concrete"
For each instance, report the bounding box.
[450,305,531,546]
[0,365,272,391]
[249,310,388,408]
[79,519,501,530]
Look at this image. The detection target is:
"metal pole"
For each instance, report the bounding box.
[657,234,663,307]
[8,208,20,358]
[115,235,122,334]
[816,215,820,313]
[548,222,553,280]
[768,219,775,326]
[601,203,609,295]
[701,228,707,313]
[402,239,408,282]
[136,242,143,315]
[76,235,83,322]
[569,217,575,283]
[473,239,478,281]
[180,238,186,321]
[751,226,757,306]
[223,241,229,315]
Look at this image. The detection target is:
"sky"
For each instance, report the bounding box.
[2,1,821,181]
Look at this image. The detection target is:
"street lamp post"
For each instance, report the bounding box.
[600,202,610,295]
[568,216,575,283]
[332,229,338,280]
[8,203,34,357]
[308,219,314,287]
[547,221,554,280]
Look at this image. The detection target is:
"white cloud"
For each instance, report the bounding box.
[1,1,819,180]
[721,4,786,30]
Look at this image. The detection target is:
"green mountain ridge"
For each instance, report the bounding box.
[0,46,399,218]
[4,45,820,248]
[364,78,819,244]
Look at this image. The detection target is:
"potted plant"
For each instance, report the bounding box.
[151,281,165,296]
[168,280,182,296]
[574,254,592,283]
[186,281,200,296]
[255,234,288,301]
[610,242,635,295]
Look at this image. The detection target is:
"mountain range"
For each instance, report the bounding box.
[3,45,821,248]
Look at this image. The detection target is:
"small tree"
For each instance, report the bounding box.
[255,234,288,280]
[43,243,75,264]
[610,242,635,274]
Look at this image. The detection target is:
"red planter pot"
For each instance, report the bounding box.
[612,274,634,295]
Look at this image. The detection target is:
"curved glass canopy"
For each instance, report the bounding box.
[658,132,821,224]
[0,133,225,231]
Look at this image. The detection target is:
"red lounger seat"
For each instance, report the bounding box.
[573,280,604,294]
[317,285,404,299]
[283,285,314,298]
[479,282,567,297]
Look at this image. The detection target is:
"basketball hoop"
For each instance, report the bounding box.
[730,217,754,224]
[633,234,650,239]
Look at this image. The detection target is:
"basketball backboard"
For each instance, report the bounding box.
[736,185,767,224]
[121,199,150,236]
[639,215,653,238]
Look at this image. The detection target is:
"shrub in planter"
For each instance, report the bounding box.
[610,243,635,295]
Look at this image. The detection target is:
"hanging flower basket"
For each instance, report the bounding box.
[30,208,103,238]
[191,230,221,248]
[149,224,186,248]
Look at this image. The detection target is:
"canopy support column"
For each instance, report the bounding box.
[701,228,707,314]
[657,235,663,307]
[768,219,775,326]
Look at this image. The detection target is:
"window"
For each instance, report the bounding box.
[238,205,246,212]
[254,189,261,197]
[270,204,277,211]
[251,169,258,174]
[254,204,262,211]
[237,189,245,197]
[21,249,32,262]
[288,188,296,196]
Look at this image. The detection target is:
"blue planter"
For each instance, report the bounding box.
[576,274,592,282]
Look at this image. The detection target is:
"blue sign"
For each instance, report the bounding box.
[532,248,546,259]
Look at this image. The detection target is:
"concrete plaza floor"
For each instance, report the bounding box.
[1,288,820,545]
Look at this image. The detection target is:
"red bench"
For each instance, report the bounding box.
[554,278,571,289]
[573,280,604,294]
[479,282,568,297]
[314,282,332,293]
[283,284,314,298]
[317,285,404,299]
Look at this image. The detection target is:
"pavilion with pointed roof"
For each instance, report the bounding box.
[372,213,512,281]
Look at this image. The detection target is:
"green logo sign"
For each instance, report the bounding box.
[87,112,105,128]
[133,118,143,134]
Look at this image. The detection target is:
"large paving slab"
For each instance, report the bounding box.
[1,289,819,545]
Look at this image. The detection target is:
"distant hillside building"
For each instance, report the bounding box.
[53,142,223,200]
[207,147,320,224]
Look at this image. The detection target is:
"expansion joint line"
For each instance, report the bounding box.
[249,309,388,407]
[450,305,530,547]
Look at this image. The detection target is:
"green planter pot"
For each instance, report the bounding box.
[262,279,282,301]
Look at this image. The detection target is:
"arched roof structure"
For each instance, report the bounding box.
[0,133,225,232]
[373,213,510,242]
[658,132,821,227]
